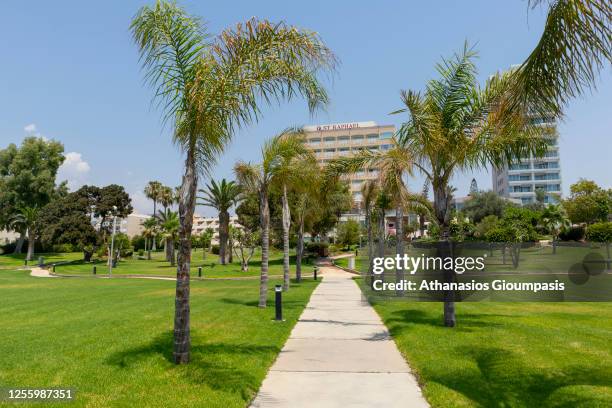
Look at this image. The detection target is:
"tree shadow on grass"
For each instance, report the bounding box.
[106,331,280,401]
[427,347,612,407]
[383,308,506,335]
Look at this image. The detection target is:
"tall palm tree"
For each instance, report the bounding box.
[512,0,611,120]
[131,0,334,363]
[291,157,321,282]
[11,205,40,261]
[159,186,175,211]
[327,142,430,284]
[360,180,379,273]
[156,209,180,266]
[144,181,163,250]
[235,130,310,304]
[394,45,549,327]
[271,129,314,291]
[198,179,241,265]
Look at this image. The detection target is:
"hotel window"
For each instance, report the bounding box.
[351,134,364,141]
[337,135,349,144]
[366,133,378,141]
[381,144,391,150]
[351,179,362,185]
[509,174,531,181]
[338,147,350,156]
[534,161,558,169]
[509,163,530,170]
[380,132,393,139]
[367,145,379,151]
[323,137,335,145]
[309,138,321,145]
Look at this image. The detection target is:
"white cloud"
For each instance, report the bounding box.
[24,123,37,134]
[58,152,91,190]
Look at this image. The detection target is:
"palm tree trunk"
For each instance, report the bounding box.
[173,149,197,365]
[419,213,425,237]
[366,204,374,286]
[228,232,233,264]
[259,187,270,308]
[281,184,291,291]
[433,182,455,328]
[395,205,404,287]
[14,228,26,254]
[378,208,385,257]
[26,230,35,262]
[219,211,228,265]
[152,200,157,251]
[296,217,304,283]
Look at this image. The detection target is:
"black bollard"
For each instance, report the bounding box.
[314,266,318,281]
[52,264,56,273]
[93,265,97,275]
[275,285,283,321]
[24,259,28,266]
[38,256,44,267]
[198,266,202,278]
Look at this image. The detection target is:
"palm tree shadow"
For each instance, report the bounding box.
[106,331,280,400]
[429,347,612,407]
[384,308,505,334]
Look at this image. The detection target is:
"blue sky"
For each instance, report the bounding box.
[1,0,610,216]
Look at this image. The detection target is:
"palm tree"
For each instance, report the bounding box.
[131,0,334,363]
[142,217,158,260]
[159,186,174,212]
[327,141,430,284]
[235,130,311,303]
[272,129,314,291]
[11,205,40,261]
[198,179,241,265]
[144,181,163,250]
[540,204,570,254]
[157,209,180,266]
[291,157,321,282]
[511,0,611,120]
[375,190,392,259]
[394,45,549,327]
[360,180,379,274]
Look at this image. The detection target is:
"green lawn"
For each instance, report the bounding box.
[0,268,318,407]
[39,249,313,279]
[0,252,83,269]
[364,288,612,407]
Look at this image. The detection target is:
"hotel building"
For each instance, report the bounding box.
[492,116,562,205]
[302,121,395,207]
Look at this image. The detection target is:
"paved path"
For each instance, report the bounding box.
[250,266,428,408]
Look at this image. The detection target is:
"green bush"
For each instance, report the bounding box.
[211,244,220,255]
[306,242,329,257]
[586,222,612,243]
[52,243,75,253]
[559,226,586,241]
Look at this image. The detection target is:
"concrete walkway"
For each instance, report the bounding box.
[250,266,429,408]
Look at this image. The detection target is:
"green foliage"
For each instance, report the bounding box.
[562,179,612,224]
[475,215,499,239]
[211,245,220,255]
[462,191,511,223]
[484,207,540,243]
[558,226,586,242]
[0,137,65,230]
[586,222,612,243]
[38,192,99,258]
[306,242,329,257]
[336,219,360,248]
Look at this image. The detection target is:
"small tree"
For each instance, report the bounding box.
[587,222,612,271]
[200,228,214,259]
[231,227,259,272]
[540,204,570,254]
[336,219,360,250]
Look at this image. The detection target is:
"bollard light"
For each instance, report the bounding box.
[24,259,28,266]
[275,285,283,321]
[52,264,56,273]
[198,266,202,278]
[93,265,97,275]
[38,256,44,267]
[314,266,318,281]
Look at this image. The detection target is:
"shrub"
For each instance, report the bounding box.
[52,243,75,253]
[559,226,586,241]
[211,244,220,255]
[586,222,612,243]
[306,242,329,257]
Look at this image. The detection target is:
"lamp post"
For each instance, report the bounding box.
[109,205,117,276]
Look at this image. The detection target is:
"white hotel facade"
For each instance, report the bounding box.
[492,116,562,205]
